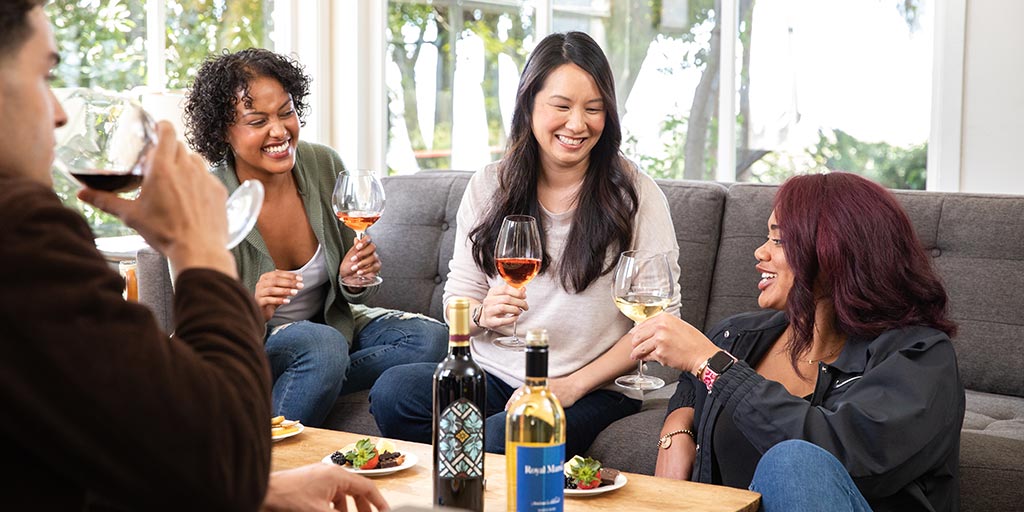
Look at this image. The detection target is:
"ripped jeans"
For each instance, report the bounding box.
[265,311,448,427]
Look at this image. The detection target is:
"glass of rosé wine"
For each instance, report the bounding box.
[331,169,386,287]
[52,88,263,249]
[492,215,542,351]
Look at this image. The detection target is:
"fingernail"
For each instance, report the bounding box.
[351,265,359,272]
[282,298,291,304]
[351,256,358,262]
[290,289,298,295]
[295,275,303,282]
[295,282,304,289]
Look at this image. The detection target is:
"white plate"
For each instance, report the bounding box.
[321,451,418,476]
[271,422,304,442]
[565,474,627,497]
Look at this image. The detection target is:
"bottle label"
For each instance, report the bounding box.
[437,398,484,478]
[515,443,565,512]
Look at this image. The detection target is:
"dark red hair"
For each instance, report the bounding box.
[774,173,956,363]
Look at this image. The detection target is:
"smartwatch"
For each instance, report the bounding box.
[699,350,737,390]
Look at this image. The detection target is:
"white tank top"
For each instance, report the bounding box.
[269,244,330,326]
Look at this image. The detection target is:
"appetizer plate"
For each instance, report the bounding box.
[321,451,418,477]
[271,422,304,442]
[565,473,628,497]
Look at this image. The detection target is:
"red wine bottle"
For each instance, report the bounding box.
[433,297,487,511]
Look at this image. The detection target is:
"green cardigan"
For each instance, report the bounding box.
[213,141,385,344]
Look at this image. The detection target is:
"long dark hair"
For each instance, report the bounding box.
[774,172,956,364]
[469,31,638,293]
[184,48,311,165]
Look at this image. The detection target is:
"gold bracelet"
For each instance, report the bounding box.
[658,429,696,449]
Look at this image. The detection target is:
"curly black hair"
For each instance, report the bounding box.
[184,48,311,165]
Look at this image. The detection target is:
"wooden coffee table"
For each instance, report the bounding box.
[273,427,760,511]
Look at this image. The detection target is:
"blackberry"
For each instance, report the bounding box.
[564,474,577,489]
[329,451,347,466]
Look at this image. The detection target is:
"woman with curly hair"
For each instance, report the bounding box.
[633,172,963,511]
[370,32,681,457]
[184,48,447,427]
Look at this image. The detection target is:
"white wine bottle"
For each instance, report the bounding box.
[433,298,487,511]
[505,328,565,512]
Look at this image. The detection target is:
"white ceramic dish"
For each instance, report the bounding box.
[271,422,304,442]
[321,451,418,476]
[564,473,627,496]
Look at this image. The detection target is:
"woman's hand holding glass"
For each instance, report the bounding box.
[475,282,529,332]
[338,234,382,288]
[628,314,720,377]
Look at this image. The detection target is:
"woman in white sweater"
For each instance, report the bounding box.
[370,31,680,457]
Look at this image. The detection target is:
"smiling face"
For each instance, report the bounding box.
[754,211,795,310]
[0,6,67,186]
[530,63,606,175]
[223,74,299,179]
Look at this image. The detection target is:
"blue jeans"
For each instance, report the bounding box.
[265,312,447,427]
[750,440,872,512]
[369,362,641,457]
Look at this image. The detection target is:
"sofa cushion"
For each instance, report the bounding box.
[368,171,470,321]
[705,183,777,330]
[914,193,1024,398]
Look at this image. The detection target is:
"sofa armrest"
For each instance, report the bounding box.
[137,246,174,332]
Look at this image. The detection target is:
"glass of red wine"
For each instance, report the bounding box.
[492,215,542,351]
[332,169,386,287]
[52,88,263,249]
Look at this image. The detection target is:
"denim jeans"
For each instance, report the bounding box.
[265,311,447,427]
[369,362,641,457]
[750,440,873,512]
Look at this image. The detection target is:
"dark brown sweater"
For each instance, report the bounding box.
[0,176,272,510]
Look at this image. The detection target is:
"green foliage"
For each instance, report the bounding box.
[810,129,927,190]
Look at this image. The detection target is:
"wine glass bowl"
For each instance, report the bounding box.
[51,88,263,249]
[53,89,156,193]
[332,169,386,287]
[612,250,674,390]
[492,215,542,351]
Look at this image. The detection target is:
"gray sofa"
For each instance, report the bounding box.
[138,170,1023,511]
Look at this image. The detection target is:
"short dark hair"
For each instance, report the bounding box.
[184,48,311,165]
[774,172,956,365]
[469,31,638,293]
[0,0,46,63]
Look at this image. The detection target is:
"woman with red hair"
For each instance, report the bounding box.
[631,172,963,512]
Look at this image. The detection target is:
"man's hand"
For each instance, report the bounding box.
[79,122,235,278]
[262,464,389,512]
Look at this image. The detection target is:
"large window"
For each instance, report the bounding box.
[384,0,936,190]
[47,0,275,237]
[385,0,537,173]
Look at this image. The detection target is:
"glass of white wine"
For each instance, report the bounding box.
[612,250,674,390]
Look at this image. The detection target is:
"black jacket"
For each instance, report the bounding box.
[668,310,964,512]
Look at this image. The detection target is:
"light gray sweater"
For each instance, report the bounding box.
[443,162,682,397]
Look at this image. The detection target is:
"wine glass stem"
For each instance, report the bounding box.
[634,322,646,379]
[511,314,519,340]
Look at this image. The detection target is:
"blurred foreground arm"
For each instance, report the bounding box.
[262,464,389,512]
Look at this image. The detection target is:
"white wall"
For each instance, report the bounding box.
[960,0,1024,194]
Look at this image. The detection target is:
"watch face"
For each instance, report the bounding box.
[707,351,736,373]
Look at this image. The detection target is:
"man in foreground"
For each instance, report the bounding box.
[0,1,386,510]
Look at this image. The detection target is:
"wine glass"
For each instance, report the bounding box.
[492,215,542,351]
[52,88,263,249]
[332,169,386,287]
[612,250,674,390]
